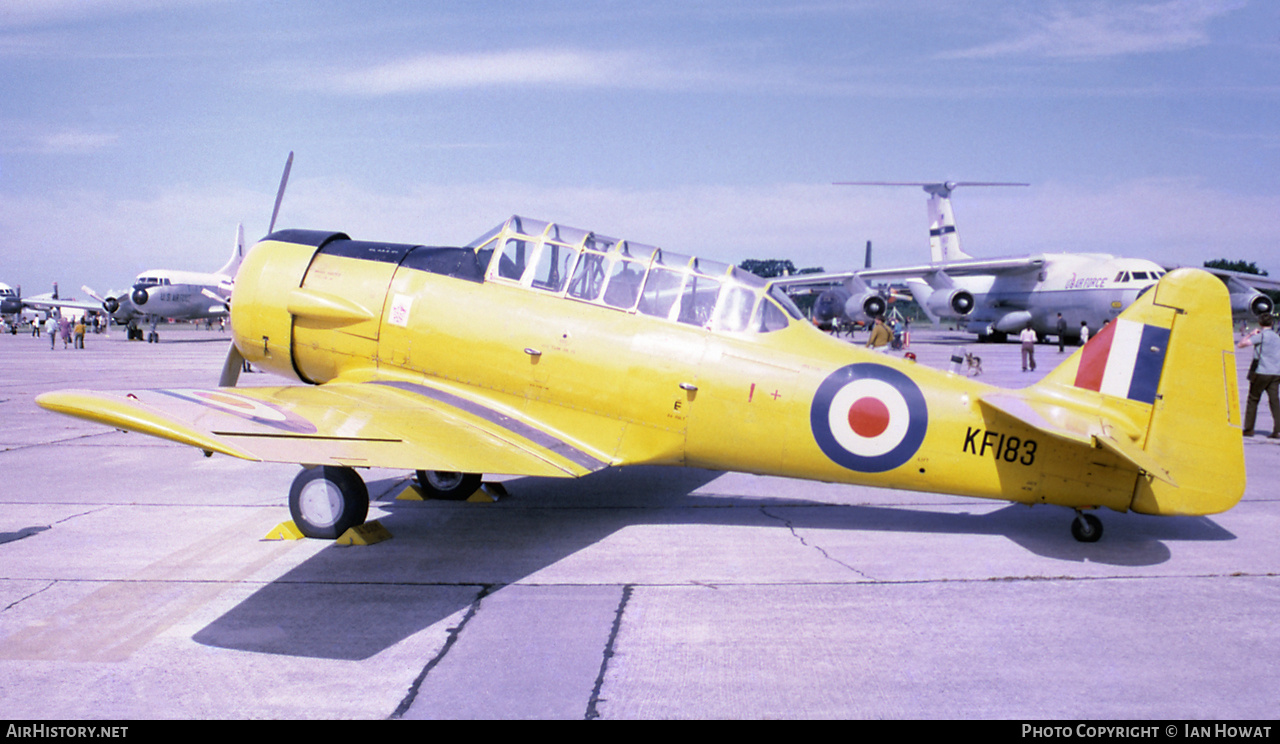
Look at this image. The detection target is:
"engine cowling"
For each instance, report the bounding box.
[924,288,975,319]
[231,230,348,382]
[844,292,886,321]
[1237,292,1275,319]
[1224,277,1275,320]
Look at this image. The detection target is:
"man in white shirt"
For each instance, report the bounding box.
[1020,324,1038,372]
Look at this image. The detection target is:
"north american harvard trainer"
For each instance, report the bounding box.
[38,213,1246,543]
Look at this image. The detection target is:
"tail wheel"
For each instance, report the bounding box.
[1071,512,1103,543]
[289,466,369,539]
[415,470,482,501]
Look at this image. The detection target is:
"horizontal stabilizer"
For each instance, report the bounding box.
[977,392,1175,485]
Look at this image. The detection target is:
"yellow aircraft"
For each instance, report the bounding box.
[37,215,1245,542]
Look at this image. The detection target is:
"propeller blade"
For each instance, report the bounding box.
[219,343,245,388]
[267,151,293,235]
[80,285,113,337]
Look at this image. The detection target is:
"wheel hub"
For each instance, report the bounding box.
[298,479,343,528]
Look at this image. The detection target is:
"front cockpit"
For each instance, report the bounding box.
[471,215,804,334]
[1112,269,1166,284]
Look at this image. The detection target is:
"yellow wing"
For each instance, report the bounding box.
[36,379,610,478]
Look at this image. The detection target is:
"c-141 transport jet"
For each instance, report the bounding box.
[778,182,1278,343]
[38,213,1245,543]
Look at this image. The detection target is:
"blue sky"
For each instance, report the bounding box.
[2,0,1277,296]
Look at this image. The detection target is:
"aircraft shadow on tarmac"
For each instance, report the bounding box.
[0,525,50,546]
[192,466,1234,661]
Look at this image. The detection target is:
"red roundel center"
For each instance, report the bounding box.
[847,396,890,438]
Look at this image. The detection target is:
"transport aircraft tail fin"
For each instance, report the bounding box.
[215,223,246,279]
[833,181,1027,264]
[979,268,1244,516]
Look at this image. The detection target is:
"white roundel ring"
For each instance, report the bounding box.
[809,363,928,473]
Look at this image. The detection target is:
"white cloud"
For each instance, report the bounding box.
[943,0,1247,60]
[0,126,119,155]
[316,48,702,96]
[36,129,119,154]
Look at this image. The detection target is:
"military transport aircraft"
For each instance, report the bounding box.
[37,214,1245,544]
[1,283,97,323]
[783,182,1275,343]
[8,234,243,341]
[80,224,246,341]
[28,153,294,341]
[0,283,20,318]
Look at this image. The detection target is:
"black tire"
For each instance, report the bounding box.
[415,470,482,501]
[1071,513,1103,543]
[289,466,369,539]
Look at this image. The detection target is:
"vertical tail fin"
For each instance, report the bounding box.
[215,223,246,279]
[833,181,1026,264]
[924,186,971,263]
[1035,268,1244,516]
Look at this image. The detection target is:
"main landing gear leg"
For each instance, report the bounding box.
[1071,510,1103,543]
[289,465,369,539]
[415,470,482,500]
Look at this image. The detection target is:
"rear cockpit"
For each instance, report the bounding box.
[470,215,803,333]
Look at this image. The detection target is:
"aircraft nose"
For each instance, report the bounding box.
[131,286,150,306]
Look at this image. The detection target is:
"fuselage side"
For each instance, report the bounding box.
[949,253,1167,337]
[232,218,1143,514]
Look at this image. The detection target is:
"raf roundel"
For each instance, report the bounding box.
[809,363,929,473]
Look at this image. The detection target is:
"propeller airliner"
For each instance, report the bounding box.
[22,154,293,342]
[37,212,1246,543]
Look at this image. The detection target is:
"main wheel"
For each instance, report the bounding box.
[415,470,482,501]
[1071,512,1103,543]
[289,466,369,539]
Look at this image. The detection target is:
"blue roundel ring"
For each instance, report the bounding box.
[809,363,929,473]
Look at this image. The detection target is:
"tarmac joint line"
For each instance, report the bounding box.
[389,582,498,720]
[585,583,632,720]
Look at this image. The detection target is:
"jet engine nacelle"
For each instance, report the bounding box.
[1231,289,1274,319]
[924,288,976,319]
[844,291,887,321]
[812,287,886,324]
